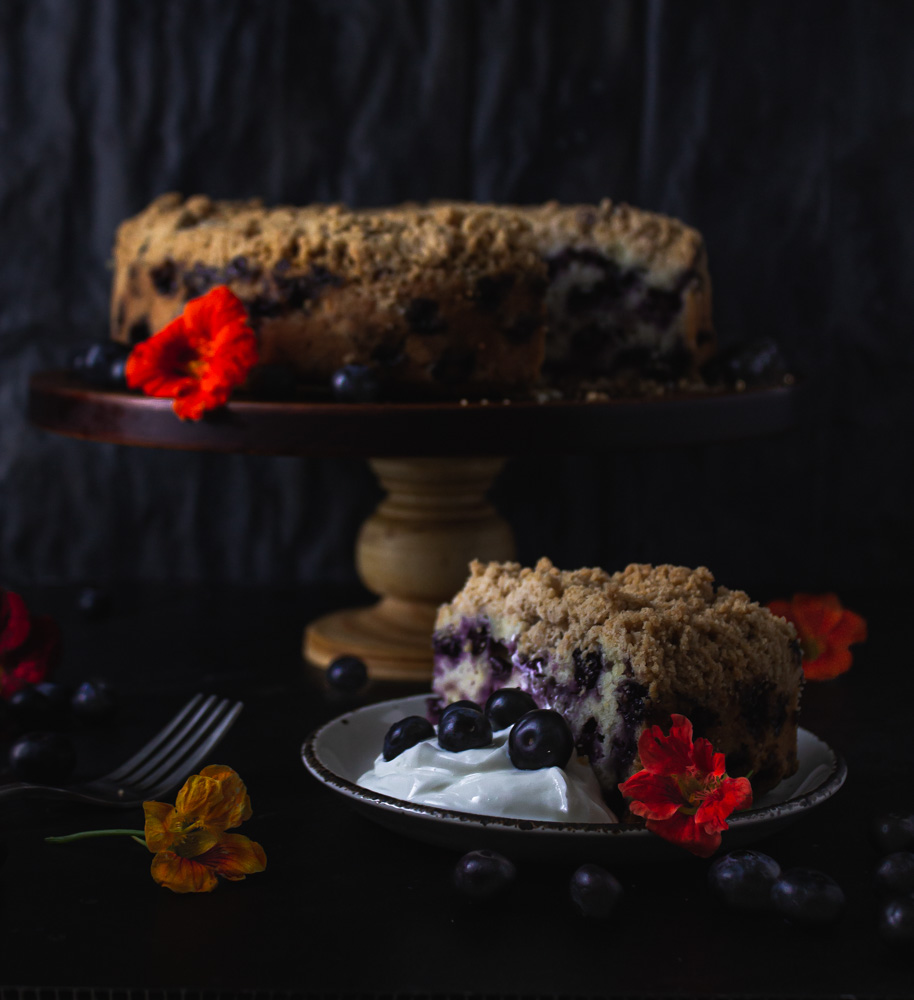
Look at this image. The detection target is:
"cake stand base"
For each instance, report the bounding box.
[303,456,516,680]
[29,372,803,686]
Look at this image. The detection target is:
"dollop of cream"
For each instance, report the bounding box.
[357,728,617,823]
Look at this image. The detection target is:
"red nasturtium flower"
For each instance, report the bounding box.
[126,286,258,421]
[143,764,267,893]
[0,587,60,698]
[767,593,867,681]
[619,715,752,858]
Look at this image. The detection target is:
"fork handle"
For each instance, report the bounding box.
[0,781,87,803]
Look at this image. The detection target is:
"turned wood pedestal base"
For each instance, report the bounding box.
[303,457,514,681]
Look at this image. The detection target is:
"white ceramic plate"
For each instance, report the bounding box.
[301,694,847,861]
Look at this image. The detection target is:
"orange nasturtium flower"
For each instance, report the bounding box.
[143,765,266,893]
[619,715,753,858]
[767,593,867,681]
[126,285,258,421]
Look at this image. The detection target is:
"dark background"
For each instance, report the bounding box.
[1,0,911,598]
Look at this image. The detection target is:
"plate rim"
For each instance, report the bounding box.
[301,693,847,838]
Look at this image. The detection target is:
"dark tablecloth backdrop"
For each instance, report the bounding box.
[0,0,911,594]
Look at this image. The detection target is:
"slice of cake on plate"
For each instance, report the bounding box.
[432,558,803,795]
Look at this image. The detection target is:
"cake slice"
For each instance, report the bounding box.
[432,559,803,795]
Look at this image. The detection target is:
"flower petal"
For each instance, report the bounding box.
[195,833,266,881]
[804,647,853,681]
[143,800,179,852]
[645,811,723,858]
[695,776,753,832]
[150,851,219,893]
[619,771,684,820]
[637,714,695,776]
[184,284,249,336]
[198,765,253,827]
[0,589,32,657]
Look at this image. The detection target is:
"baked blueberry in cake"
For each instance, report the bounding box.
[110,194,714,400]
[432,558,803,795]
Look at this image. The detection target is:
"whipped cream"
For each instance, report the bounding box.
[357,728,618,824]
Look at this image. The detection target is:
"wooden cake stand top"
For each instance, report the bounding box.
[28,371,802,457]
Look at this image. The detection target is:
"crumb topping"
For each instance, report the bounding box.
[115,194,704,288]
[439,557,800,693]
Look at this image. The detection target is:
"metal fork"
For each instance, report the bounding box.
[0,693,243,807]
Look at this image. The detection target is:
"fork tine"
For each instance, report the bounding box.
[113,694,223,785]
[104,694,208,782]
[134,700,244,800]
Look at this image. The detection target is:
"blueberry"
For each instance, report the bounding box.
[569,863,623,919]
[69,341,131,388]
[770,868,846,925]
[326,655,369,693]
[382,716,435,761]
[707,850,782,912]
[453,849,516,899]
[76,586,110,619]
[9,732,77,785]
[330,364,382,403]
[437,706,493,752]
[878,896,914,948]
[8,686,67,732]
[874,852,914,896]
[508,709,574,770]
[70,679,117,724]
[484,688,538,730]
[872,812,914,854]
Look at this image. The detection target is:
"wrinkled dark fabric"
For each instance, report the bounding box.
[0,0,911,592]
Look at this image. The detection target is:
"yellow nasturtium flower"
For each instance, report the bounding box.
[143,765,266,893]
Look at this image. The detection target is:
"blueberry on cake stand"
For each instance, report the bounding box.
[28,371,801,682]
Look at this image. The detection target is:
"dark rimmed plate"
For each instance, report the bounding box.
[301,694,846,861]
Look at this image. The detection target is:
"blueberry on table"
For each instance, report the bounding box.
[508,709,574,770]
[878,896,914,948]
[330,364,382,403]
[484,688,538,730]
[569,863,623,919]
[69,341,131,388]
[707,850,782,912]
[8,685,67,732]
[70,679,117,724]
[770,868,846,925]
[326,655,369,693]
[872,812,914,854]
[8,732,77,785]
[382,716,435,761]
[453,849,516,899]
[437,706,493,752]
[75,586,110,619]
[874,851,914,896]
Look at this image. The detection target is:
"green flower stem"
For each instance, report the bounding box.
[45,828,146,845]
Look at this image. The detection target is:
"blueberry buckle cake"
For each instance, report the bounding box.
[111,194,714,400]
[431,559,803,795]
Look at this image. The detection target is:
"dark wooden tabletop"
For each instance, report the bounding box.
[1,581,911,998]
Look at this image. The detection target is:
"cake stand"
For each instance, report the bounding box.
[28,371,802,681]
